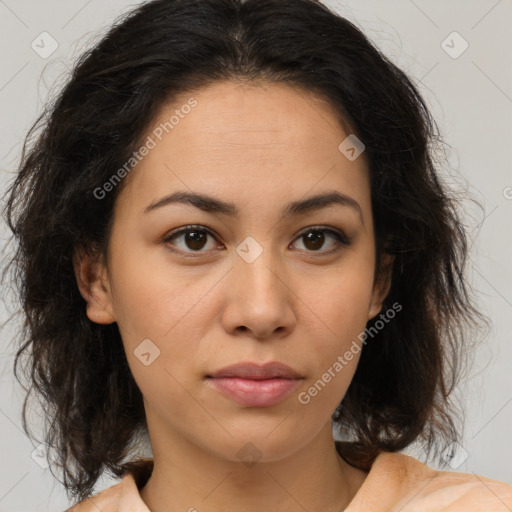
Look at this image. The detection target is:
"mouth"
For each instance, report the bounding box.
[205,361,304,407]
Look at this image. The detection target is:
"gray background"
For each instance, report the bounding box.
[1,1,511,510]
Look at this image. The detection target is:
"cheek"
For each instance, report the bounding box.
[107,238,195,337]
[307,286,369,376]
[107,244,219,385]
[311,244,376,334]
[289,257,376,411]
[110,259,209,418]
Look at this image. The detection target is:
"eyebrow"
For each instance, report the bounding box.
[144,190,363,223]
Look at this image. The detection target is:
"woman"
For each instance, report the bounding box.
[3,0,511,510]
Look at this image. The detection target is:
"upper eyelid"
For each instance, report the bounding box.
[164,224,216,240]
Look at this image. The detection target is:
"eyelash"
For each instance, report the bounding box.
[162,224,351,258]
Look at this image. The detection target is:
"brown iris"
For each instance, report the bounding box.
[303,230,325,251]
[184,229,208,250]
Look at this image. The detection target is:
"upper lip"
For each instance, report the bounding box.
[207,362,303,380]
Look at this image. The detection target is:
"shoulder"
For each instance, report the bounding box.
[64,459,153,512]
[64,479,125,512]
[347,451,512,512]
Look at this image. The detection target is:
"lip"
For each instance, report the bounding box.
[207,361,303,380]
[206,362,303,407]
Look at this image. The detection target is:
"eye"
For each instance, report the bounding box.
[291,227,351,254]
[163,225,220,255]
[162,225,351,257]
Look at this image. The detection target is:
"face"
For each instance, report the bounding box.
[76,81,392,463]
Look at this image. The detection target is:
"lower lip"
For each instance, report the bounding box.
[206,377,301,407]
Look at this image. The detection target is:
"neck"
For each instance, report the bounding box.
[139,422,367,512]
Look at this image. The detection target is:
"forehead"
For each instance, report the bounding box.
[117,80,370,220]
[157,80,354,159]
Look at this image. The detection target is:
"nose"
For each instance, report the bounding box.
[220,243,296,340]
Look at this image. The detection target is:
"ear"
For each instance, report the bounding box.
[368,252,394,320]
[73,246,116,324]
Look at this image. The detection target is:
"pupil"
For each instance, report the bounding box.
[305,231,324,250]
[186,230,206,250]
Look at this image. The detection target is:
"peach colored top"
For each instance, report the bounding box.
[66,452,512,511]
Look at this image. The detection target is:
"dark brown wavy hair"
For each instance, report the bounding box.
[2,0,486,505]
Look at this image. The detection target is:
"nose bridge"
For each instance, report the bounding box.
[234,234,283,297]
[226,234,293,336]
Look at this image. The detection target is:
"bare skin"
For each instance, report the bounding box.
[74,80,393,512]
